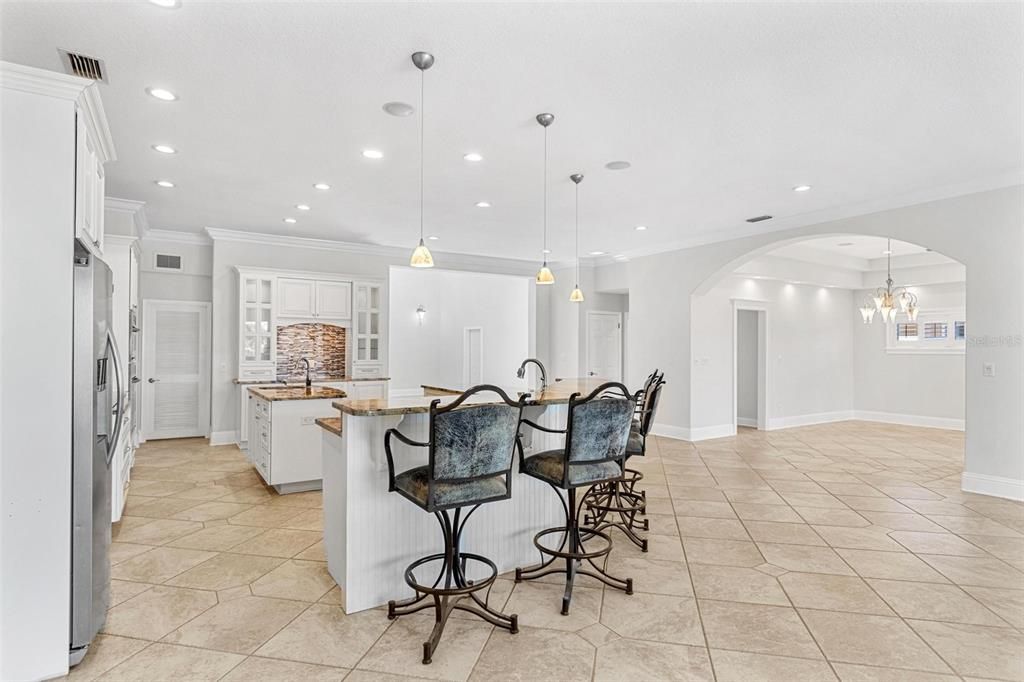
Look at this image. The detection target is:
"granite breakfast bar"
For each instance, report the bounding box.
[318,379,610,613]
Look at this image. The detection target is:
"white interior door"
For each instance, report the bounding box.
[464,327,483,386]
[586,312,623,381]
[142,300,211,440]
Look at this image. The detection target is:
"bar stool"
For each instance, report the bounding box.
[584,373,666,551]
[384,385,527,664]
[514,382,635,615]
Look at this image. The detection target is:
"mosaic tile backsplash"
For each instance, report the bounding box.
[276,323,347,381]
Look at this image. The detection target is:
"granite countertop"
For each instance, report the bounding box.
[248,385,347,401]
[335,378,616,417]
[315,417,343,436]
[233,376,390,385]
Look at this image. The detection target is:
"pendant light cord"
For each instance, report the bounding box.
[575,181,579,284]
[543,126,548,257]
[419,68,425,242]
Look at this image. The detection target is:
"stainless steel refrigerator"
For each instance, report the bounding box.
[70,240,124,666]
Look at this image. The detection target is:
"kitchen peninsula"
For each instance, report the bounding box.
[318,378,611,613]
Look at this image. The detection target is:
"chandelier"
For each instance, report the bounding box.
[859,238,919,324]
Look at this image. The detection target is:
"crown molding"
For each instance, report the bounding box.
[144,228,212,246]
[79,81,116,163]
[204,227,540,276]
[106,197,149,238]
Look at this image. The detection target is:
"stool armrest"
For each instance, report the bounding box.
[519,418,566,435]
[384,428,429,491]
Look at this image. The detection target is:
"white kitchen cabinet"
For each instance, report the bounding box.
[277,277,316,318]
[75,108,106,255]
[353,281,385,376]
[237,271,276,380]
[316,280,352,320]
[248,392,337,493]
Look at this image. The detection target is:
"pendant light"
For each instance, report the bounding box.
[409,51,435,268]
[535,113,555,284]
[859,238,919,324]
[569,173,584,302]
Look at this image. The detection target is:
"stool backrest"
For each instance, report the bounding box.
[430,385,526,483]
[636,378,665,437]
[566,382,634,467]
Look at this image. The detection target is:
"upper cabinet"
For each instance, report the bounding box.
[353,281,385,375]
[75,109,106,253]
[238,272,276,380]
[277,277,351,321]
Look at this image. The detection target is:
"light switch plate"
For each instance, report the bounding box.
[983,362,996,377]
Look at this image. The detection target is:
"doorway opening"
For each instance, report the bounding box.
[734,306,767,430]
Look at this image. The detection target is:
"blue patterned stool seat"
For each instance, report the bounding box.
[522,450,622,488]
[394,466,508,509]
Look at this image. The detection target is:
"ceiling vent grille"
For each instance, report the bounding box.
[155,254,183,271]
[745,215,773,223]
[58,49,108,83]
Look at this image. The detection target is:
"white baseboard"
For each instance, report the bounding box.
[736,417,758,428]
[651,423,735,442]
[209,430,238,446]
[962,472,1024,501]
[853,410,965,431]
[766,411,854,431]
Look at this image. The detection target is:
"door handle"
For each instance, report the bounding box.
[148,378,160,383]
[588,371,596,376]
[131,376,141,384]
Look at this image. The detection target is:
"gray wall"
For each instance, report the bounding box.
[736,309,758,423]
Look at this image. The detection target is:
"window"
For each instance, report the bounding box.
[886,309,965,354]
[923,322,948,340]
[896,323,918,341]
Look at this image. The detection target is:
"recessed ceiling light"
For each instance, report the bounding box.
[362,149,383,159]
[427,235,439,241]
[382,101,414,117]
[296,204,310,211]
[589,250,606,256]
[463,153,483,162]
[635,225,647,231]
[613,254,627,260]
[313,183,331,190]
[475,201,491,208]
[154,180,175,188]
[283,218,296,224]
[605,161,631,170]
[149,0,180,7]
[837,242,854,247]
[152,144,177,154]
[792,184,812,192]
[146,87,177,101]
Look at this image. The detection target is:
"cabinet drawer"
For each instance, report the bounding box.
[352,364,384,378]
[240,366,276,381]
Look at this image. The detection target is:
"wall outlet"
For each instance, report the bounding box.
[301,416,316,425]
[983,362,996,377]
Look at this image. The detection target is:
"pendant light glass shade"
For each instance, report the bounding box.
[536,265,555,285]
[569,286,584,302]
[410,238,434,268]
[859,305,876,324]
[409,51,435,268]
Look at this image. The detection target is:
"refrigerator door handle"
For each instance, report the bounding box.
[106,330,124,465]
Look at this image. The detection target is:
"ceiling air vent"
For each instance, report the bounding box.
[58,49,108,83]
[154,253,182,271]
[746,215,773,223]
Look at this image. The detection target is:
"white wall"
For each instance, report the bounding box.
[389,267,531,393]
[736,310,758,424]
[852,282,966,426]
[138,238,213,304]
[546,265,629,380]
[622,186,1023,499]
[691,277,856,436]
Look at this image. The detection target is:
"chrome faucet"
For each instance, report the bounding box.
[301,358,312,388]
[516,358,548,391]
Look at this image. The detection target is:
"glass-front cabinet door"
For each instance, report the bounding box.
[239,273,276,377]
[353,282,383,374]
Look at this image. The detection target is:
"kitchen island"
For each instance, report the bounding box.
[317,379,612,613]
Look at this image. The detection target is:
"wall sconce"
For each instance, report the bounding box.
[416,304,427,326]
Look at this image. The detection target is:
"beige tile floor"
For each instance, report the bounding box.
[66,422,1024,681]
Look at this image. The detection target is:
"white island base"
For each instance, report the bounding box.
[321,402,570,614]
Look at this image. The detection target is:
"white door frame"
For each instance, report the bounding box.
[586,311,623,381]
[463,326,483,387]
[141,299,212,440]
[732,300,770,431]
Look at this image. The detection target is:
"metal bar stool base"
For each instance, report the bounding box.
[388,509,518,664]
[583,468,649,551]
[515,485,633,615]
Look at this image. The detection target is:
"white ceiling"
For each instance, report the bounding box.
[2,2,1021,263]
[778,235,931,260]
